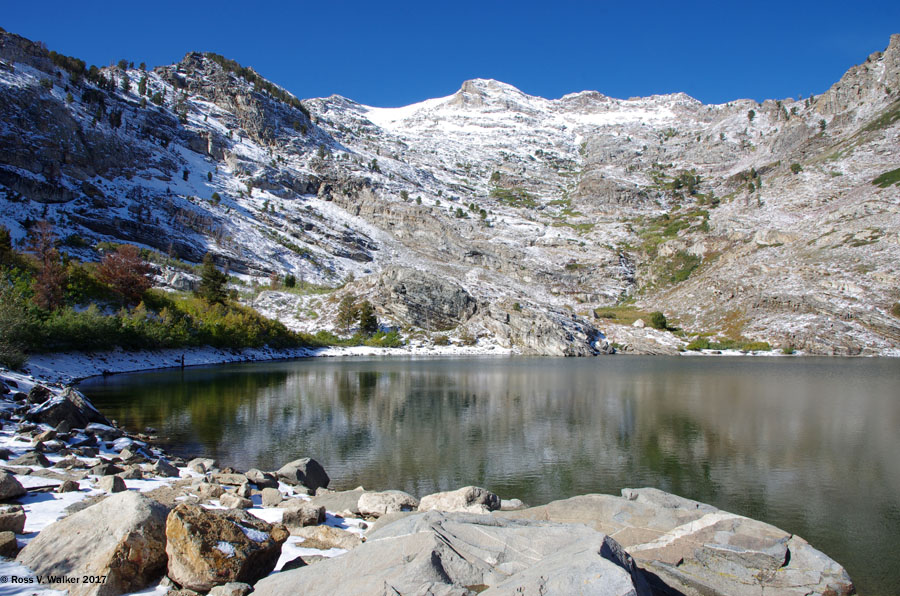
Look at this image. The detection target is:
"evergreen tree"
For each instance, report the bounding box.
[196,253,227,304]
[358,300,378,335]
[336,294,358,333]
[138,75,147,96]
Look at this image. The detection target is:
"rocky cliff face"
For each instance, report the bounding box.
[1,28,898,355]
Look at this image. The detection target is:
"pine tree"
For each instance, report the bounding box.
[358,300,378,335]
[196,253,227,303]
[336,295,358,333]
[138,75,147,96]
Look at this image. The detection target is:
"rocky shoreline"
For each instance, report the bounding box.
[0,368,855,596]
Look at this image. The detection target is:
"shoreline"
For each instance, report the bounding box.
[22,343,518,385]
[23,340,889,388]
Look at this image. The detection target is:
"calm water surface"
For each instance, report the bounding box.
[81,356,900,595]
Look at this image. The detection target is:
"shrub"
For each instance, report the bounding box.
[364,330,402,348]
[433,335,450,346]
[284,274,296,288]
[891,302,900,318]
[790,163,803,174]
[649,311,668,330]
[96,244,152,304]
[686,337,710,351]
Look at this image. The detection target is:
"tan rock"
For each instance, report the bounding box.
[16,492,168,596]
[165,503,288,592]
[290,524,361,550]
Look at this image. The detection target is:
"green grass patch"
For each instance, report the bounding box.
[490,187,538,209]
[862,100,900,132]
[873,167,900,188]
[686,336,771,352]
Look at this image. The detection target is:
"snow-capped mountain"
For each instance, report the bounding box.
[1,27,898,355]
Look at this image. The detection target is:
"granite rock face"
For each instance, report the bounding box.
[498,487,854,596]
[254,511,650,596]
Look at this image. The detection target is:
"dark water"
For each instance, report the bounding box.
[80,356,900,595]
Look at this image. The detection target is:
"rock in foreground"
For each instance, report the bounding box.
[498,487,854,596]
[16,492,168,596]
[165,503,289,592]
[254,511,650,595]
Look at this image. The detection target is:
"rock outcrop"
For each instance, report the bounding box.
[498,488,855,596]
[254,511,650,595]
[16,492,169,596]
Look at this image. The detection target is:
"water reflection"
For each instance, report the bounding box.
[82,356,900,595]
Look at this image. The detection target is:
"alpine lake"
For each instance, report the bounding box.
[80,355,900,595]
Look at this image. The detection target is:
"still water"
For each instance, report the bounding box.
[81,356,900,595]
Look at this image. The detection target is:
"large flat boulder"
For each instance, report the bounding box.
[165,503,288,592]
[418,486,501,514]
[497,487,854,596]
[358,489,419,517]
[254,511,650,595]
[16,492,168,596]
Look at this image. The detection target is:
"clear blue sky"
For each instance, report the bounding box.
[3,1,899,107]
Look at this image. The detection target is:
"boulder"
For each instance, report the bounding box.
[165,503,288,592]
[260,487,283,507]
[358,490,419,517]
[98,475,127,493]
[281,505,325,529]
[498,488,855,596]
[9,451,51,468]
[25,395,89,429]
[418,486,501,514]
[290,524,361,550]
[219,493,252,509]
[245,468,278,489]
[211,473,247,486]
[195,482,225,500]
[0,530,19,557]
[305,488,366,516]
[0,470,26,500]
[85,423,122,440]
[16,492,168,596]
[500,498,526,511]
[207,583,252,596]
[57,479,80,493]
[152,458,181,478]
[59,387,110,424]
[90,462,125,476]
[27,384,53,404]
[187,457,217,474]
[33,429,57,442]
[254,511,648,595]
[0,504,26,533]
[276,457,329,491]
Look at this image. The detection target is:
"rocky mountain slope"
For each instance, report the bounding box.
[1,27,898,355]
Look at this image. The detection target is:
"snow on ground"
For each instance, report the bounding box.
[22,341,516,386]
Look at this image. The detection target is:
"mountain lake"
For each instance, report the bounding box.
[80,355,900,595]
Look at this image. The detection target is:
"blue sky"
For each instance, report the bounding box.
[4,1,899,107]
